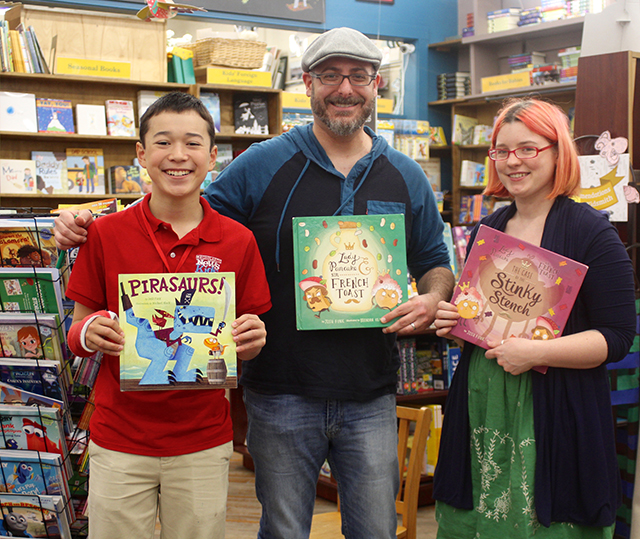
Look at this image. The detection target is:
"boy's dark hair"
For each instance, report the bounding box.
[139,91,216,150]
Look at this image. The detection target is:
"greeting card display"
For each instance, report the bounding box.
[292,214,408,330]
[450,225,588,372]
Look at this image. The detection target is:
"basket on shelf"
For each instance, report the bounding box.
[191,38,267,69]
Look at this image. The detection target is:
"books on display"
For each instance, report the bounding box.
[451,114,478,145]
[137,90,169,124]
[0,158,37,194]
[449,225,588,373]
[0,91,37,132]
[0,492,71,538]
[31,151,68,194]
[35,98,74,134]
[200,91,222,133]
[75,103,107,136]
[65,148,105,195]
[292,214,408,330]
[0,216,61,269]
[0,313,66,364]
[0,267,64,316]
[105,99,136,137]
[118,272,238,391]
[109,165,143,194]
[234,94,269,135]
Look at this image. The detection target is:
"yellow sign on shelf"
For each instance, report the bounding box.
[55,58,131,79]
[377,98,394,114]
[282,92,310,110]
[205,67,272,87]
[481,71,531,94]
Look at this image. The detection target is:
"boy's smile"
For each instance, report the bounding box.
[136,110,216,202]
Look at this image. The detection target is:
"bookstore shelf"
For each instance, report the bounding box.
[462,16,584,46]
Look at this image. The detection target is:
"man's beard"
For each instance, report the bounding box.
[311,93,375,137]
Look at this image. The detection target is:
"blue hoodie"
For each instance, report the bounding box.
[203,123,450,400]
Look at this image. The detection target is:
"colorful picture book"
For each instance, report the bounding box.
[0,449,72,524]
[0,158,37,194]
[451,114,478,145]
[65,148,105,195]
[449,225,588,373]
[118,272,237,391]
[419,157,441,192]
[0,313,66,365]
[0,216,60,269]
[75,103,107,136]
[234,94,269,135]
[0,404,70,479]
[105,99,136,137]
[578,153,630,223]
[109,165,143,194]
[31,151,68,194]
[0,357,67,401]
[35,98,74,134]
[292,214,408,330]
[0,267,64,316]
[0,492,72,539]
[200,91,221,134]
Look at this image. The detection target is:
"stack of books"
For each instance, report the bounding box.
[487,8,522,33]
[518,7,543,26]
[437,72,471,100]
[0,23,49,74]
[558,46,581,83]
[462,12,474,37]
[508,51,546,73]
[541,0,568,21]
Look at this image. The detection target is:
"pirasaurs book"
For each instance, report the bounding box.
[449,225,588,373]
[292,214,408,330]
[119,272,237,391]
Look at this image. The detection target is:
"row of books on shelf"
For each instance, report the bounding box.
[397,338,461,395]
[437,72,471,101]
[0,142,235,196]
[0,88,270,137]
[452,114,493,146]
[0,21,49,74]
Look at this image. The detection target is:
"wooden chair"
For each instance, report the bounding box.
[310,405,432,539]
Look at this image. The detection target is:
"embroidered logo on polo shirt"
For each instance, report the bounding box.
[195,255,222,273]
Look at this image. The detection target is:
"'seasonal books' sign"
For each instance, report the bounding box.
[293,214,408,330]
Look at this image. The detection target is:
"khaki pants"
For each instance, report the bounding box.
[87,440,233,539]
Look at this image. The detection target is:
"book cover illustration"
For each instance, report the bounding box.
[31,151,67,194]
[449,225,588,372]
[75,103,107,136]
[118,272,238,391]
[234,94,269,135]
[0,449,73,525]
[109,165,143,194]
[105,99,136,137]
[0,268,64,316]
[35,98,74,134]
[65,148,105,195]
[200,91,221,134]
[0,405,70,480]
[578,152,630,223]
[292,215,408,330]
[0,357,66,401]
[0,217,60,269]
[0,92,37,133]
[0,159,37,194]
[451,114,478,145]
[0,492,71,539]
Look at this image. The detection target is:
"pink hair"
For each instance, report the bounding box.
[484,98,580,199]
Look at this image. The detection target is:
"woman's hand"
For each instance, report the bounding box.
[233,314,266,361]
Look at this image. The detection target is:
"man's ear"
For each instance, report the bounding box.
[303,72,313,97]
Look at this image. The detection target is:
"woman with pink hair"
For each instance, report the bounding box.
[433,98,636,537]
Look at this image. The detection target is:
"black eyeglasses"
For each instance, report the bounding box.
[310,72,377,86]
[488,143,556,161]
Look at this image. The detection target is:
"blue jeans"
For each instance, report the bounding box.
[244,389,399,539]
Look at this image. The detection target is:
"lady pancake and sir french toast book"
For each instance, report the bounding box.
[449,224,589,374]
[292,214,408,330]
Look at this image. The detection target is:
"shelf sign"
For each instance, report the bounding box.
[481,71,530,94]
[205,68,271,88]
[377,98,394,114]
[55,58,131,79]
[282,92,310,110]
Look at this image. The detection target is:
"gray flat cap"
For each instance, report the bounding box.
[301,27,382,73]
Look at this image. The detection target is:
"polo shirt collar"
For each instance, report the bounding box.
[136,194,223,243]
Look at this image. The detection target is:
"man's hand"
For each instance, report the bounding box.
[54,209,94,250]
[380,292,439,336]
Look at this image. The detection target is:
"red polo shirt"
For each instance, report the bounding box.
[66,195,271,456]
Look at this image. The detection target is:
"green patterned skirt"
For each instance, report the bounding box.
[435,347,614,539]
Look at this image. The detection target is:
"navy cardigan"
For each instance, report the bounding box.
[433,196,637,527]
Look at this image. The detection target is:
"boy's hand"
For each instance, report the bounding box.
[54,209,94,250]
[84,315,125,356]
[232,314,266,361]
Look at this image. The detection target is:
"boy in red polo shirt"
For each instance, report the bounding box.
[65,92,271,539]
